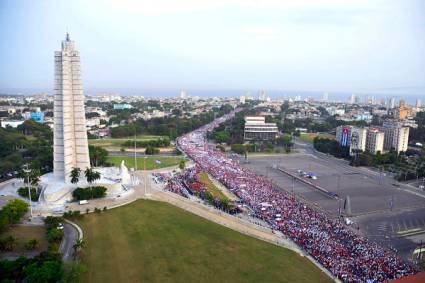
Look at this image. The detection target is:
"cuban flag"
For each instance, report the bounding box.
[341,128,349,147]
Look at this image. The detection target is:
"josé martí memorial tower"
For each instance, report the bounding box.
[38,33,91,204]
[53,33,90,180]
[37,34,136,206]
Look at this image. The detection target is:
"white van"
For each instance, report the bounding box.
[79,200,89,205]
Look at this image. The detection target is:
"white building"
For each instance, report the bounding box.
[416,98,422,109]
[349,127,367,155]
[389,97,396,109]
[53,33,90,180]
[366,128,384,154]
[244,116,278,141]
[379,123,409,153]
[239,95,246,104]
[180,90,188,99]
[0,120,25,128]
[322,92,329,102]
[258,90,267,101]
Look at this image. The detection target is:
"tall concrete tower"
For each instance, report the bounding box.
[53,33,90,180]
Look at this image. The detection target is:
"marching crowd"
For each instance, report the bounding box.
[173,110,415,282]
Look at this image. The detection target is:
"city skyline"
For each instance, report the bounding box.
[1,0,424,95]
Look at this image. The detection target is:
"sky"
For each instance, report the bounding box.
[0,0,424,97]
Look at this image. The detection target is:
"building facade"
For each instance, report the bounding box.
[53,34,90,180]
[349,127,367,155]
[336,125,352,147]
[366,128,384,154]
[244,116,278,141]
[379,122,409,153]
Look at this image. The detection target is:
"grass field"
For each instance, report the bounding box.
[107,156,182,170]
[198,172,229,200]
[1,225,48,254]
[299,133,335,143]
[76,200,330,283]
[89,136,165,148]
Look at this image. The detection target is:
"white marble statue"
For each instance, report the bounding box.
[120,160,131,185]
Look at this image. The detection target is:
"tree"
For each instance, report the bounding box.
[84,168,101,185]
[1,199,29,226]
[179,160,186,170]
[70,168,81,184]
[89,145,109,167]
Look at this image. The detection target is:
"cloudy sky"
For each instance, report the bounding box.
[0,0,424,95]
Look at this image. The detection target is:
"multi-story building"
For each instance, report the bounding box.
[336,125,352,147]
[349,127,367,155]
[113,103,133,110]
[366,128,384,154]
[379,122,409,153]
[394,100,409,120]
[244,116,278,141]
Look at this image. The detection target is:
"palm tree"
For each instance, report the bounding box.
[73,239,85,259]
[70,167,81,184]
[85,168,101,185]
[29,169,40,187]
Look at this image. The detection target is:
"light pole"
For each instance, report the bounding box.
[144,156,147,196]
[23,164,33,220]
[134,129,137,171]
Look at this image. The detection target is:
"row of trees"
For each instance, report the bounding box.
[121,137,171,148]
[111,104,234,139]
[0,120,53,180]
[69,167,101,185]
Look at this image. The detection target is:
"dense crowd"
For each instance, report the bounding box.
[173,110,415,283]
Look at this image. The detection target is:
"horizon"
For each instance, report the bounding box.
[1,0,425,96]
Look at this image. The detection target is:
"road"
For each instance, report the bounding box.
[60,222,79,261]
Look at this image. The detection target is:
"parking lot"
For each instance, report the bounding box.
[240,152,425,260]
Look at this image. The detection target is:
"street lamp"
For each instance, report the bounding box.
[144,156,147,196]
[23,164,33,220]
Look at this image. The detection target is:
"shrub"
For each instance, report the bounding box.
[94,207,101,213]
[231,144,246,154]
[25,239,39,250]
[145,146,160,155]
[0,236,16,251]
[72,186,107,201]
[47,228,64,243]
[17,187,39,201]
[103,206,107,211]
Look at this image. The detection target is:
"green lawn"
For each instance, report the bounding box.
[299,133,335,143]
[77,200,330,283]
[198,172,229,201]
[89,136,166,148]
[107,156,182,170]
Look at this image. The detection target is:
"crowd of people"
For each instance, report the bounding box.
[172,109,415,283]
